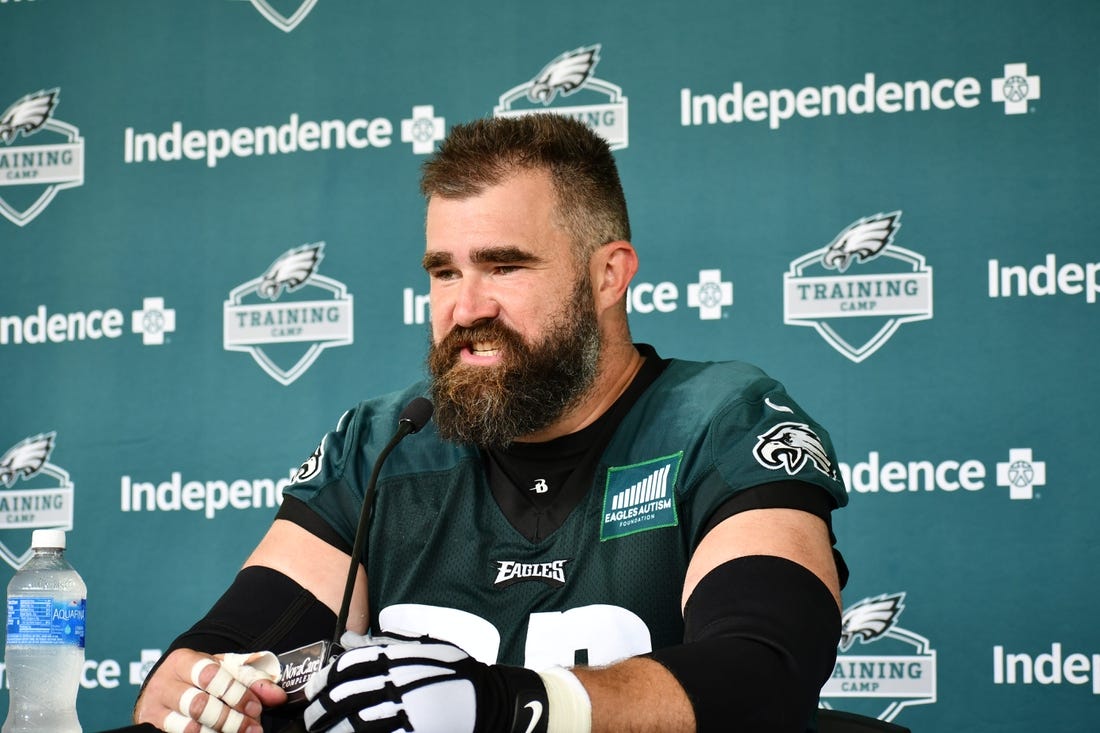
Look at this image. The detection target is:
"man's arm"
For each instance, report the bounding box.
[242,519,369,633]
[134,520,366,732]
[572,507,841,733]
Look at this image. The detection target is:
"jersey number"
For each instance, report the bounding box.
[378,603,653,668]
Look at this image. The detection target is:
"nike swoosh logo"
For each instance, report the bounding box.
[523,700,544,733]
[765,396,794,413]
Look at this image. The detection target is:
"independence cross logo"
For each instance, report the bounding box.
[246,0,318,32]
[223,242,353,385]
[494,44,629,150]
[0,432,75,570]
[600,453,681,541]
[992,63,1040,115]
[0,89,84,227]
[784,211,933,362]
[819,592,937,723]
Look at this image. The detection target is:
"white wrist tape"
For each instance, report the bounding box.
[223,709,246,733]
[219,651,282,687]
[537,666,592,733]
[163,710,217,733]
[178,684,230,731]
[197,694,227,727]
[190,652,282,707]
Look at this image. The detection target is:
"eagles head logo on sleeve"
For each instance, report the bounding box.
[839,592,906,651]
[0,432,56,489]
[822,211,901,273]
[0,89,58,144]
[293,441,324,484]
[527,45,601,105]
[753,422,834,478]
[259,242,324,300]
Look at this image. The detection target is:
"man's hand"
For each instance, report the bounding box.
[302,635,549,733]
[134,649,288,733]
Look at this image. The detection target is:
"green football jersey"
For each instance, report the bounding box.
[283,353,847,669]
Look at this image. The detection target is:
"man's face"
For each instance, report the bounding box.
[423,170,601,446]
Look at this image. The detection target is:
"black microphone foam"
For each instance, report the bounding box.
[398,396,434,434]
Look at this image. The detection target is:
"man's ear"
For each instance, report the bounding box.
[591,240,638,312]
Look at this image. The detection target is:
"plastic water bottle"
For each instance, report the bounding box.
[3,529,86,733]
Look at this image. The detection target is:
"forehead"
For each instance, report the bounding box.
[424,170,572,260]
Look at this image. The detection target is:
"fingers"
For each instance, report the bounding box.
[133,649,271,733]
[163,711,217,733]
[192,658,251,707]
[179,686,247,733]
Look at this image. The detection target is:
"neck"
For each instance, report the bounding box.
[515,339,642,443]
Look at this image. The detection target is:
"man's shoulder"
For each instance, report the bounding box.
[343,382,477,474]
[346,381,433,425]
[655,355,779,406]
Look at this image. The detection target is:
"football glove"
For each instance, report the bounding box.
[301,633,549,733]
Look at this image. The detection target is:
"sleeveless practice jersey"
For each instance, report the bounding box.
[283,353,847,670]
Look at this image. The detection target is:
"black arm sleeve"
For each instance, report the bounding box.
[140,566,337,732]
[165,565,337,657]
[646,555,840,733]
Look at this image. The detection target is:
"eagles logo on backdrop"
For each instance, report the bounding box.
[784,211,934,362]
[223,242,354,385]
[819,592,937,724]
[245,0,318,32]
[0,432,75,571]
[494,44,630,150]
[0,88,84,227]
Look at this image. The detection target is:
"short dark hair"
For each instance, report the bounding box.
[420,115,631,260]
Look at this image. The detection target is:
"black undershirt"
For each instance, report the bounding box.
[485,347,670,543]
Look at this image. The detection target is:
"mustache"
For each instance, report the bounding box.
[435,320,525,360]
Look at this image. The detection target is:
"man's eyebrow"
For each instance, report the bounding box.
[422,251,452,270]
[470,246,544,265]
[422,246,544,270]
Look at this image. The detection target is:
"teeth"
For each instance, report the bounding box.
[471,342,499,355]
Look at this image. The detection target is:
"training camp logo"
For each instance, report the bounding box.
[494,44,629,150]
[246,0,318,32]
[819,592,936,723]
[0,432,75,570]
[784,211,933,362]
[0,89,84,227]
[223,242,353,385]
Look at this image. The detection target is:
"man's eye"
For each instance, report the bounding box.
[494,265,521,275]
[430,269,459,281]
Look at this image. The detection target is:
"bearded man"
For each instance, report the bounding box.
[135,114,848,733]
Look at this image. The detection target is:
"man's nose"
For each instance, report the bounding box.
[451,277,500,327]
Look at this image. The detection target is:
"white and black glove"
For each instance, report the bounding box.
[302,633,554,733]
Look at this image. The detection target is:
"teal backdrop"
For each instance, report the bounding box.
[2,1,1098,730]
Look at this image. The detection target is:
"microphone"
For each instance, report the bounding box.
[332,396,433,645]
[275,397,433,705]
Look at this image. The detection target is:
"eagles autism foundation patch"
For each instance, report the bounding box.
[600,452,682,541]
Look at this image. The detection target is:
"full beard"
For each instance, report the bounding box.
[427,276,601,448]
